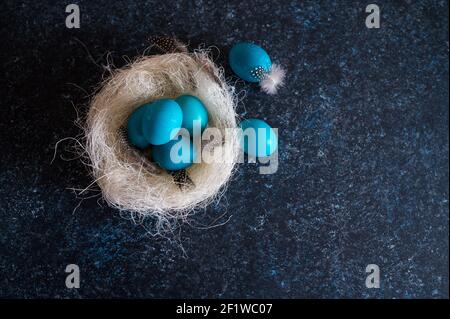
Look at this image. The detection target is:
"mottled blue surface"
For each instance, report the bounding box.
[0,0,448,298]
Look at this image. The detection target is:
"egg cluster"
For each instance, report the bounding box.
[127,95,208,171]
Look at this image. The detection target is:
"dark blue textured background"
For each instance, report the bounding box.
[0,0,448,298]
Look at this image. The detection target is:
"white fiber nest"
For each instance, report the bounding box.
[85,51,240,223]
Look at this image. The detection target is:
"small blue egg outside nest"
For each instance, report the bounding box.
[229,42,272,82]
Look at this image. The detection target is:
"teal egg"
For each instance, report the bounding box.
[176,95,209,136]
[127,104,150,149]
[240,119,278,157]
[152,134,197,171]
[229,42,272,82]
[142,99,183,145]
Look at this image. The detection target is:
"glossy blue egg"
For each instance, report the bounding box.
[141,99,183,145]
[229,42,272,82]
[127,104,150,149]
[152,134,197,171]
[176,95,209,136]
[240,119,278,157]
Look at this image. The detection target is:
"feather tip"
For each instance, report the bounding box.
[259,64,286,95]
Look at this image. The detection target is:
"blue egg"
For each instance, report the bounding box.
[141,99,183,145]
[127,104,150,149]
[152,134,197,171]
[176,95,209,136]
[229,42,272,82]
[240,119,278,157]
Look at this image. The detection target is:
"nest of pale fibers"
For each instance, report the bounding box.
[84,50,240,225]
